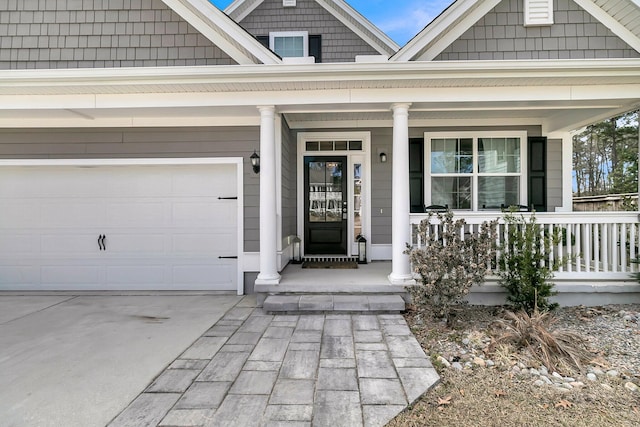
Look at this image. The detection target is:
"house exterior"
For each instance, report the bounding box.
[0,0,639,305]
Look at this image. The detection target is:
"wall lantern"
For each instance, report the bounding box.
[356,234,367,264]
[379,152,387,163]
[250,150,260,174]
[291,236,302,264]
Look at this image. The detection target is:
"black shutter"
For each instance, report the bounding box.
[528,136,547,212]
[256,35,269,48]
[409,138,424,213]
[309,35,322,63]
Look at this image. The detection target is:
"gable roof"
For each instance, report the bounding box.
[162,0,281,64]
[391,0,640,62]
[224,0,399,56]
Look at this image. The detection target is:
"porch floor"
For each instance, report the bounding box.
[257,261,405,293]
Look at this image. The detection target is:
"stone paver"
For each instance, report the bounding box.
[108,297,439,427]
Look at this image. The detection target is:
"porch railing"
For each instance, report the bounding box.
[409,212,640,281]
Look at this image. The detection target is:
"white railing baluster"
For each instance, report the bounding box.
[575,223,582,272]
[632,224,638,273]
[621,223,627,273]
[566,224,573,273]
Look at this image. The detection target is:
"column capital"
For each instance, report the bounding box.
[390,103,412,113]
[257,105,276,115]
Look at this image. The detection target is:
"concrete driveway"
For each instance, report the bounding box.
[0,293,242,427]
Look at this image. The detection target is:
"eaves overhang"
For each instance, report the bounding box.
[0,59,639,96]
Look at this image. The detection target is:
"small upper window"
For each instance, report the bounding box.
[270,31,309,58]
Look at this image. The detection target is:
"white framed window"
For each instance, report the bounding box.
[269,31,308,58]
[425,132,528,211]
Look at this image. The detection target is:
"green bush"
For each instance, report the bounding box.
[497,213,569,314]
[405,210,498,319]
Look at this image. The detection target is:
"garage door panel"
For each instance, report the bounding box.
[40,233,100,254]
[106,203,167,228]
[0,265,40,285]
[106,265,166,285]
[1,202,40,227]
[172,202,236,227]
[43,202,106,227]
[172,263,235,287]
[0,234,39,254]
[106,170,172,198]
[103,234,166,254]
[172,165,236,197]
[172,232,236,254]
[41,265,102,285]
[40,169,108,198]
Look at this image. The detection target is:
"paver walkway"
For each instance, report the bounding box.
[108,297,439,427]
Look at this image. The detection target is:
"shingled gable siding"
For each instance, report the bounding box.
[0,0,236,69]
[237,0,378,62]
[0,127,259,251]
[433,0,640,60]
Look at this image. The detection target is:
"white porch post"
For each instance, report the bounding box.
[388,103,415,285]
[256,105,281,284]
[561,132,574,212]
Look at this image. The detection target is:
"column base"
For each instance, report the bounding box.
[255,273,281,285]
[388,273,416,286]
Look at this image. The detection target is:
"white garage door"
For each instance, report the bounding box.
[0,163,239,291]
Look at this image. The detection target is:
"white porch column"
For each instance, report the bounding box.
[388,103,415,285]
[256,105,281,284]
[560,132,574,212]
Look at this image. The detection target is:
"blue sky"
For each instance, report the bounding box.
[209,0,455,45]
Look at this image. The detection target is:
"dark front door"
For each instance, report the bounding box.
[304,156,347,255]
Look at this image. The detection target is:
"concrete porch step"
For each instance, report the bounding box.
[262,294,405,313]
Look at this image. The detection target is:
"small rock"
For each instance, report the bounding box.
[552,372,563,379]
[486,359,495,368]
[464,362,472,369]
[462,338,470,346]
[451,362,463,371]
[606,370,619,378]
[540,376,552,385]
[534,380,545,387]
[602,384,613,391]
[473,357,486,368]
[625,382,639,393]
[559,383,573,390]
[517,362,526,369]
[437,356,451,368]
[554,386,571,393]
[512,365,521,373]
[592,368,605,376]
[564,377,576,383]
[587,373,597,382]
[529,368,540,376]
[623,315,633,322]
[570,382,584,388]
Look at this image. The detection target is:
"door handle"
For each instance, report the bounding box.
[98,235,106,251]
[101,235,106,251]
[98,235,103,251]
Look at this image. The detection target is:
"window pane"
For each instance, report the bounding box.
[478,138,520,173]
[431,138,472,173]
[478,177,519,209]
[431,177,471,210]
[320,141,333,151]
[348,140,362,150]
[335,140,348,150]
[273,36,304,57]
[306,141,319,151]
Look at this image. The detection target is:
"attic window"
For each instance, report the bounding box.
[283,0,296,6]
[270,31,308,58]
[524,0,554,26]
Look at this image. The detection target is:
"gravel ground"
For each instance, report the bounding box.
[388,304,640,427]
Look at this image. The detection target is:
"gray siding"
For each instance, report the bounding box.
[281,116,297,240]
[434,0,640,60]
[237,0,378,62]
[0,126,260,251]
[547,138,563,210]
[0,0,236,69]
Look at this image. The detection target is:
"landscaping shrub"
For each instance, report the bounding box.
[405,210,498,320]
[497,213,570,314]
